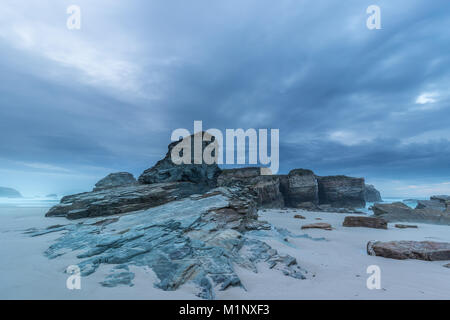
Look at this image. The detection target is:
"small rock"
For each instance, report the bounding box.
[301,223,332,231]
[293,214,306,219]
[395,224,418,229]
[343,216,387,229]
[443,263,450,268]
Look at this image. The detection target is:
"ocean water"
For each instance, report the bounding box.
[0,197,60,209]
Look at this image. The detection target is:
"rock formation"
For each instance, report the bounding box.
[217,167,284,208]
[32,187,309,299]
[301,223,333,231]
[138,132,221,189]
[0,187,22,198]
[317,175,366,208]
[279,169,319,207]
[364,184,382,202]
[371,202,450,225]
[46,182,207,219]
[94,172,136,191]
[343,216,387,229]
[367,240,450,261]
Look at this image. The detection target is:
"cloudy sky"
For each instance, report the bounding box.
[0,0,449,197]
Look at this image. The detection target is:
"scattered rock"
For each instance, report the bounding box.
[343,216,387,229]
[293,214,306,219]
[367,240,450,261]
[364,184,382,202]
[317,175,366,208]
[444,263,450,268]
[94,172,137,191]
[138,132,221,189]
[301,223,332,231]
[0,187,22,198]
[395,224,418,229]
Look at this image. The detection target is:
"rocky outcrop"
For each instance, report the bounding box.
[317,176,366,208]
[371,202,450,225]
[343,216,387,229]
[415,199,446,211]
[395,224,418,229]
[138,132,221,189]
[30,187,308,299]
[367,240,450,261]
[364,184,382,202]
[430,195,450,203]
[217,167,284,208]
[93,172,137,191]
[279,169,319,207]
[0,187,22,198]
[45,182,207,220]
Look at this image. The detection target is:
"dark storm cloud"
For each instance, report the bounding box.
[0,0,450,196]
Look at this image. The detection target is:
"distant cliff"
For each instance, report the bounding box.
[0,187,22,198]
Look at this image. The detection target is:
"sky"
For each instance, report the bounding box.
[0,0,450,198]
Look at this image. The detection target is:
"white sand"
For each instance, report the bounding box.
[0,207,449,299]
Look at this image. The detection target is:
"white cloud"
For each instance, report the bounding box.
[415,92,438,105]
[329,130,372,146]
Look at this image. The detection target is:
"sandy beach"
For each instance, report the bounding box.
[1,206,448,300]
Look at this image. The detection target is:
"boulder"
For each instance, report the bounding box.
[138,132,221,189]
[294,214,306,219]
[46,182,208,220]
[317,175,366,208]
[367,240,450,261]
[217,167,284,208]
[279,169,319,207]
[342,216,387,229]
[0,187,22,198]
[301,223,332,231]
[94,172,137,191]
[364,184,382,202]
[371,202,450,225]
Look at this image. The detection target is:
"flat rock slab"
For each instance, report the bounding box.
[301,223,332,231]
[367,240,450,261]
[395,224,418,229]
[343,216,387,229]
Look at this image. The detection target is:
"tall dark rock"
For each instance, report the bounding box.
[217,167,284,208]
[138,132,221,190]
[317,175,366,208]
[278,169,319,207]
[364,184,382,202]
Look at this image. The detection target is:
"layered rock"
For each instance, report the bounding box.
[371,202,450,225]
[317,176,366,208]
[93,172,137,191]
[217,167,284,208]
[364,184,382,202]
[343,216,387,229]
[30,187,308,299]
[0,187,22,198]
[138,132,221,189]
[279,169,319,207]
[415,199,445,212]
[367,240,450,261]
[46,182,207,220]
